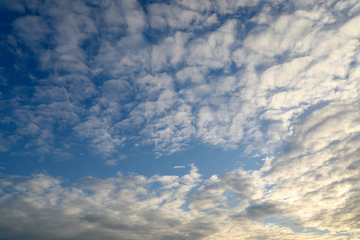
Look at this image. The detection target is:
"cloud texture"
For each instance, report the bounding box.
[1,0,360,157]
[1,0,360,238]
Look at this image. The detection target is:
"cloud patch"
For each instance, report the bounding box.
[174,165,185,168]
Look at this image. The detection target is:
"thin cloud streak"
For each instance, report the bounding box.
[174,165,186,168]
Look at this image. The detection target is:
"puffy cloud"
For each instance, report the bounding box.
[187,19,236,70]
[152,32,189,72]
[149,3,203,30]
[1,0,360,193]
[2,0,360,239]
[0,165,208,240]
[3,108,360,240]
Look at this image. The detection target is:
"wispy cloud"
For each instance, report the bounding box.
[174,165,185,168]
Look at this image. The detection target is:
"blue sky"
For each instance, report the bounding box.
[1,0,360,239]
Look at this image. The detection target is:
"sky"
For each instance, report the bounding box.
[0,0,360,239]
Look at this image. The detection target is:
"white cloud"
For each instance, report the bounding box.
[3,0,360,239]
[105,159,118,166]
[3,109,360,240]
[176,0,212,12]
[256,101,360,235]
[148,3,206,30]
[174,165,185,168]
[176,66,206,84]
[187,19,236,70]
[0,132,10,152]
[2,0,360,161]
[151,31,189,72]
[13,15,52,50]
[73,117,126,156]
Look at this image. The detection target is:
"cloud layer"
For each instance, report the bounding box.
[1,0,360,159]
[2,103,360,239]
[1,0,360,238]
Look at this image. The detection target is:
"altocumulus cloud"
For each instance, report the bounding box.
[1,0,360,239]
